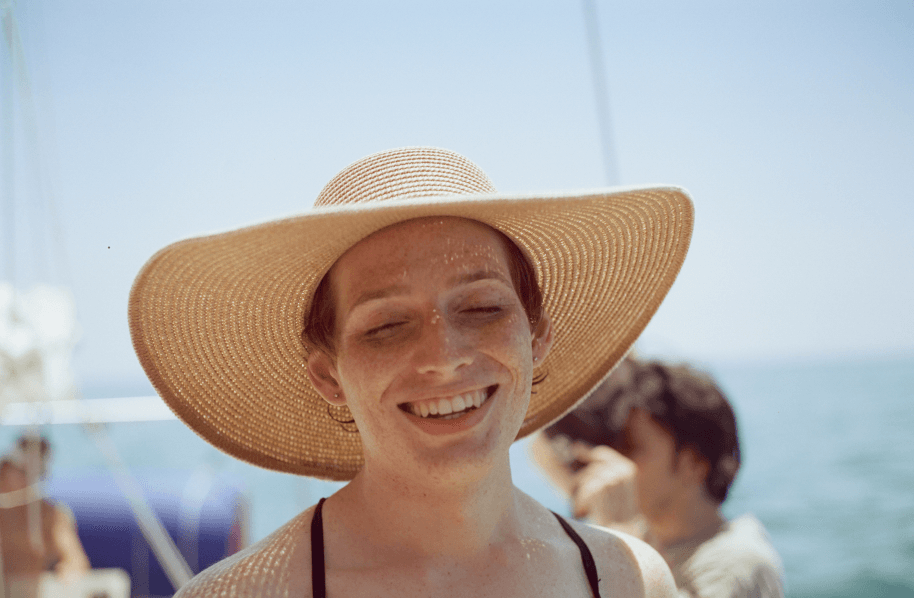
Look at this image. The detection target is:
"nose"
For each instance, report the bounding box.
[414,313,473,376]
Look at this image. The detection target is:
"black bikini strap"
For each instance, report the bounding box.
[312,500,600,598]
[552,511,603,598]
[311,497,327,598]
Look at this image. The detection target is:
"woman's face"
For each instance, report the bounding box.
[307,217,552,478]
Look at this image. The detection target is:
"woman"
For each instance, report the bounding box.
[0,436,90,598]
[129,147,694,597]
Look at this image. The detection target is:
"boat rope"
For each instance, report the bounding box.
[0,482,43,509]
[580,0,620,186]
[1,0,72,290]
[1,5,194,592]
[84,422,194,589]
[1,0,16,286]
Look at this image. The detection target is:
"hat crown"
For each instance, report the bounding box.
[315,147,497,208]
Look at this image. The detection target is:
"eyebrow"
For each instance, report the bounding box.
[350,285,410,310]
[450,270,512,287]
[349,270,511,310]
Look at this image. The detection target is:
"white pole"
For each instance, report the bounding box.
[580,0,620,186]
[1,0,17,284]
[84,423,194,591]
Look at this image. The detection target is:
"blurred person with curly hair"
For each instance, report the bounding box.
[532,358,785,598]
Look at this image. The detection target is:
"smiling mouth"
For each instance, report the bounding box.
[399,386,498,420]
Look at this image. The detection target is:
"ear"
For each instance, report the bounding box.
[307,350,346,406]
[677,446,710,486]
[531,310,554,364]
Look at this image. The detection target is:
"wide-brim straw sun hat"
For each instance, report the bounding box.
[129,147,693,480]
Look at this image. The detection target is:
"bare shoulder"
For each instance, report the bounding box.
[568,520,676,598]
[176,504,316,598]
[44,500,71,525]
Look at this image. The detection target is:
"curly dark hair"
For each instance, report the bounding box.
[545,358,741,504]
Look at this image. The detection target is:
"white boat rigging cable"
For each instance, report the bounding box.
[84,423,194,588]
[0,396,177,425]
[0,1,192,591]
[1,1,15,285]
[580,0,620,186]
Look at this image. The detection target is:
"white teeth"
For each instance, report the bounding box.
[405,389,490,419]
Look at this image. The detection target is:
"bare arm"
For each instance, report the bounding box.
[569,444,644,534]
[50,503,90,581]
[530,433,644,533]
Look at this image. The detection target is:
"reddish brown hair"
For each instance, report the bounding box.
[302,227,544,358]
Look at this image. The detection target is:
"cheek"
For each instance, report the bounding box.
[633,456,659,491]
[490,313,534,362]
[331,350,399,420]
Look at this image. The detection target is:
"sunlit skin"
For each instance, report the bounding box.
[0,463,28,493]
[0,460,91,583]
[297,217,678,597]
[310,217,546,486]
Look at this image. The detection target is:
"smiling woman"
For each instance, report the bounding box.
[307,217,546,461]
[128,147,694,597]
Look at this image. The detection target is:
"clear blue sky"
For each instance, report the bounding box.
[5,0,913,385]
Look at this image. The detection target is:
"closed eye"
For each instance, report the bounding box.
[365,321,407,339]
[464,306,503,314]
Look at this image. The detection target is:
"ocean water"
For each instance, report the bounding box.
[2,355,911,597]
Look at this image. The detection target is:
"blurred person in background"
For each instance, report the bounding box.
[532,358,785,598]
[0,435,90,598]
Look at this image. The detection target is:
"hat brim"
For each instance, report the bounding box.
[129,186,693,480]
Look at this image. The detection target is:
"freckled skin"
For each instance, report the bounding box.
[175,217,677,598]
[316,217,537,484]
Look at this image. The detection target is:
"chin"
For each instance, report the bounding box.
[418,434,513,479]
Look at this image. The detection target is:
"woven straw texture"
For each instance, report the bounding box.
[174,508,309,597]
[129,147,693,480]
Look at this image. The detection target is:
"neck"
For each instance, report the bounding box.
[329,455,521,561]
[648,490,725,552]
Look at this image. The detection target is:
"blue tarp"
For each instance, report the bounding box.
[47,470,247,598]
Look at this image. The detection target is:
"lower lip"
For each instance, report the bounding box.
[401,392,496,436]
